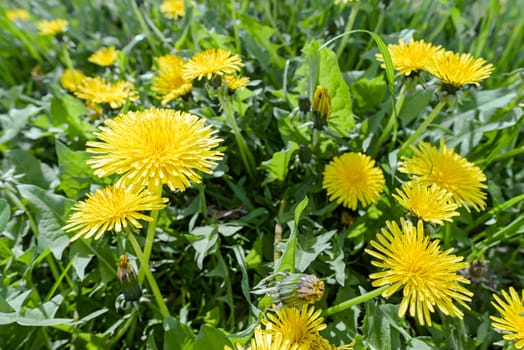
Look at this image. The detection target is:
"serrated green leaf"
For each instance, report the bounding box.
[56,141,99,199]
[6,149,55,189]
[17,184,72,259]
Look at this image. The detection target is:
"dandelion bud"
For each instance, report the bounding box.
[298,94,311,113]
[298,144,312,164]
[252,272,324,308]
[117,255,142,302]
[312,86,331,129]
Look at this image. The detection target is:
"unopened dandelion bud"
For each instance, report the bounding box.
[312,86,331,129]
[298,144,312,164]
[117,255,142,302]
[252,272,324,308]
[298,94,311,113]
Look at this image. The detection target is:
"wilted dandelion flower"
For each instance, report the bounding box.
[60,69,86,92]
[393,182,460,225]
[322,152,385,210]
[86,108,223,192]
[88,46,119,67]
[376,38,443,76]
[365,219,473,326]
[117,255,142,302]
[6,9,29,21]
[183,48,243,81]
[75,76,138,109]
[151,54,192,105]
[62,185,167,241]
[398,139,487,211]
[491,287,524,349]
[160,0,184,19]
[427,50,494,90]
[223,74,250,91]
[38,19,68,36]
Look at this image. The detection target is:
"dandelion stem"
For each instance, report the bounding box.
[128,232,171,318]
[139,185,162,283]
[323,285,389,316]
[217,92,256,179]
[399,100,446,156]
[336,3,360,58]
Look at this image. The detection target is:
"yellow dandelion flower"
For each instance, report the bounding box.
[160,0,185,20]
[223,75,250,91]
[426,50,494,89]
[234,326,299,350]
[151,54,192,105]
[376,38,443,76]
[263,305,327,349]
[491,287,524,349]
[86,108,223,192]
[365,219,473,326]
[88,46,119,67]
[38,19,68,36]
[60,69,86,93]
[62,185,167,241]
[393,182,460,225]
[398,139,487,211]
[74,76,138,109]
[322,152,385,210]
[6,9,29,21]
[183,48,244,81]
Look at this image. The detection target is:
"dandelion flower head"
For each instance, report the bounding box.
[62,185,167,241]
[183,48,244,81]
[88,46,119,67]
[86,108,223,192]
[491,287,524,349]
[398,139,487,211]
[393,182,460,225]
[322,152,385,210]
[151,54,192,105]
[60,69,86,93]
[262,305,327,349]
[426,50,494,89]
[74,76,138,109]
[376,38,443,76]
[160,0,185,20]
[223,75,250,91]
[6,9,29,21]
[38,19,68,36]
[365,218,473,326]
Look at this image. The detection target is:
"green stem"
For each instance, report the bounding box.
[128,233,170,318]
[371,84,406,157]
[217,93,256,179]
[399,100,446,156]
[129,0,160,56]
[324,285,388,316]
[336,4,360,58]
[139,185,162,283]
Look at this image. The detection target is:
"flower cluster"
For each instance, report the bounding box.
[376,38,494,93]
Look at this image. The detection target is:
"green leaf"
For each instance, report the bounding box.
[50,94,96,140]
[6,149,55,189]
[318,47,355,136]
[239,15,285,70]
[194,324,232,350]
[294,196,309,225]
[0,198,10,233]
[0,104,41,144]
[351,75,387,113]
[17,184,72,259]
[164,317,195,350]
[295,230,335,272]
[188,226,219,269]
[261,141,299,184]
[276,228,296,273]
[56,141,99,199]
